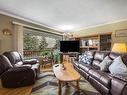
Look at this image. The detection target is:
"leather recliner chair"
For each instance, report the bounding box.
[3,51,40,78]
[0,51,40,88]
[0,55,35,88]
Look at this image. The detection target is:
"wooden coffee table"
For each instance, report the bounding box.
[53,63,80,95]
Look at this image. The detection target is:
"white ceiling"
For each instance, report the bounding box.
[0,0,127,32]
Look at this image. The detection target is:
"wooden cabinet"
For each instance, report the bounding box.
[100,33,112,51]
[73,33,112,52]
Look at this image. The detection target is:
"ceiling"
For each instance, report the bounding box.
[0,0,127,32]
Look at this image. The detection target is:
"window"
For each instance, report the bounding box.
[23,27,63,58]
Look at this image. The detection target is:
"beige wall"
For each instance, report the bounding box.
[0,14,13,54]
[0,14,62,54]
[72,20,127,46]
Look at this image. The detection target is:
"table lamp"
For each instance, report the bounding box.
[112,43,127,53]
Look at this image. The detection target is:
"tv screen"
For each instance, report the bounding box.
[60,41,79,52]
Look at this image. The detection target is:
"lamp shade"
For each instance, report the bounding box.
[112,43,127,53]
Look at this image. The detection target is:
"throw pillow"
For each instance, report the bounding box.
[99,56,112,71]
[82,55,93,64]
[79,55,82,62]
[79,54,87,62]
[109,56,127,75]
[79,53,93,64]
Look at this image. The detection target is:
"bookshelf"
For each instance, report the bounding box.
[80,46,98,49]
[72,33,112,52]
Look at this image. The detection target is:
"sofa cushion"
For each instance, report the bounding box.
[99,72,111,88]
[91,65,100,70]
[3,51,23,65]
[89,69,111,88]
[99,56,112,71]
[109,52,121,60]
[94,51,109,61]
[79,63,92,72]
[88,69,101,81]
[92,51,109,66]
[109,56,127,75]
[92,60,101,66]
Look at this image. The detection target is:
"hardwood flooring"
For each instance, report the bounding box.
[41,64,53,72]
[0,85,33,95]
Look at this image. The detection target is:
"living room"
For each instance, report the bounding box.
[0,0,127,95]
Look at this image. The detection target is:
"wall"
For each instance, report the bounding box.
[1,13,127,53]
[0,14,62,54]
[72,20,127,46]
[0,14,13,54]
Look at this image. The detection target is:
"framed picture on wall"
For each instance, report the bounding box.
[115,29,127,37]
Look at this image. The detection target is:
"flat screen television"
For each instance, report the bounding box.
[60,40,79,52]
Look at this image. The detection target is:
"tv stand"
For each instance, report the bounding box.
[60,52,79,63]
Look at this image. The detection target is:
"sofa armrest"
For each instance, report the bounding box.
[23,59,39,65]
[1,67,36,88]
[73,57,79,61]
[111,77,127,95]
[110,74,127,82]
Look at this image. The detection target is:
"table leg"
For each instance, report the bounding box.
[76,80,80,91]
[65,82,69,87]
[58,80,62,95]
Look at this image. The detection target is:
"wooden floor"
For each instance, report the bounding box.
[41,64,53,72]
[0,85,33,95]
[0,65,52,95]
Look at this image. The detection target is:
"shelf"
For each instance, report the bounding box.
[74,32,112,51]
[74,34,99,39]
[74,32,112,39]
[80,46,98,49]
[100,42,111,44]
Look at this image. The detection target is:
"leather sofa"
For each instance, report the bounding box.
[73,51,127,95]
[0,51,40,88]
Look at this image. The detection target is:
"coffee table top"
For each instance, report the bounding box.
[53,63,80,82]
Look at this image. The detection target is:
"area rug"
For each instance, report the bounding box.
[30,72,101,95]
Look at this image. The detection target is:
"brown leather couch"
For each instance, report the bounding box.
[73,51,127,95]
[0,51,40,88]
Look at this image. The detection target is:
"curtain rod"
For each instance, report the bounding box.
[12,21,64,36]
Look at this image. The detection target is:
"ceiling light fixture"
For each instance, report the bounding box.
[58,25,74,31]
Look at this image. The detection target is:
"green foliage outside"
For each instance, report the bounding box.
[39,37,48,50]
[24,34,48,51]
[24,34,39,50]
[23,34,60,63]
